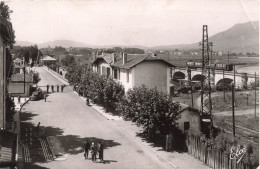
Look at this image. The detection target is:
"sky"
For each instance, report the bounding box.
[6,0,259,47]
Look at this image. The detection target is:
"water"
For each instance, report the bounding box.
[236,65,259,74]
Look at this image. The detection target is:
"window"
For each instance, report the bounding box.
[107,67,110,78]
[126,70,129,83]
[118,69,120,80]
[114,69,117,79]
[184,122,190,130]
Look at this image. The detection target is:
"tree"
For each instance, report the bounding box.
[61,55,75,67]
[0,2,15,47]
[117,85,181,136]
[32,72,41,84]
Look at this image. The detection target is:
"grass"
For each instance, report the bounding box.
[211,90,259,113]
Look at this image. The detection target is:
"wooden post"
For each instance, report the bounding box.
[232,84,235,138]
[191,86,194,108]
[255,72,257,118]
[223,69,225,101]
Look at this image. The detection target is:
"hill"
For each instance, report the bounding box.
[38,40,89,48]
[151,21,259,53]
[15,41,37,47]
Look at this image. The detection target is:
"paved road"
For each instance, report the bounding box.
[21,67,174,169]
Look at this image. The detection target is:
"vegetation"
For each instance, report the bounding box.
[0,1,16,47]
[12,45,42,64]
[1,2,16,121]
[61,55,76,67]
[116,85,181,137]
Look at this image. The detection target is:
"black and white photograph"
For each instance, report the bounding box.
[0,0,259,168]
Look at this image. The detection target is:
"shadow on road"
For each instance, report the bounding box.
[23,163,50,169]
[20,111,121,164]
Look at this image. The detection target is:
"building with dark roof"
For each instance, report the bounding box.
[8,73,34,97]
[93,52,175,94]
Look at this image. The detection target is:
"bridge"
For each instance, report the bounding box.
[172,67,258,89]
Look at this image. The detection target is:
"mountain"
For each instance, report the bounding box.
[15,40,37,47]
[151,21,259,53]
[38,40,89,48]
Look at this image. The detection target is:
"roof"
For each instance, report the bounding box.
[13,58,23,62]
[11,73,34,83]
[111,54,175,69]
[92,53,115,65]
[41,56,57,61]
[172,100,200,114]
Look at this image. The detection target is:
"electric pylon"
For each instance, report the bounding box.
[200,25,213,138]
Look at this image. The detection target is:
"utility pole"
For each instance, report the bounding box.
[228,51,230,64]
[223,69,225,101]
[255,72,257,118]
[191,86,194,108]
[232,84,235,138]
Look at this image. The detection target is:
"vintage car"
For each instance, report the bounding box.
[30,88,44,101]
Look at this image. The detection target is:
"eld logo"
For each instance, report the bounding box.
[230,145,247,164]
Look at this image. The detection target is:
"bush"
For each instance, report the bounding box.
[116,85,181,136]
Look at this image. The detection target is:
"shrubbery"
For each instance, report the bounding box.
[117,85,181,136]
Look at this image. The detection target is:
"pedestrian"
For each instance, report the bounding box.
[61,85,64,92]
[57,84,59,92]
[47,85,49,93]
[86,98,90,106]
[90,142,97,162]
[97,142,104,162]
[83,140,90,159]
[51,85,54,92]
[17,95,21,104]
[44,94,47,102]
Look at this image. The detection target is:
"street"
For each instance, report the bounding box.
[21,67,209,169]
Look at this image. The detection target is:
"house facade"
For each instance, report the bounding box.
[92,52,175,94]
[92,53,114,78]
[111,53,175,94]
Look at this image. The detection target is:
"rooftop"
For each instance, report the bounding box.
[41,56,57,61]
[11,73,34,83]
[111,54,175,69]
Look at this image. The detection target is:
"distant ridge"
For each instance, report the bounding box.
[15,21,259,53]
[151,21,259,53]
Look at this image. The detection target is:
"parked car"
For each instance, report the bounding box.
[30,88,44,101]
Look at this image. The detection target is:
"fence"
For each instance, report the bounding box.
[186,133,256,169]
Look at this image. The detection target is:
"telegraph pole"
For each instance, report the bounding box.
[228,51,230,64]
[232,84,235,137]
[255,72,257,118]
[223,69,225,101]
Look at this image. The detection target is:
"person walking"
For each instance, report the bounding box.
[47,85,49,93]
[51,85,54,92]
[57,84,59,92]
[90,142,97,162]
[61,85,64,92]
[83,140,90,159]
[44,94,47,102]
[97,142,104,162]
[17,95,21,104]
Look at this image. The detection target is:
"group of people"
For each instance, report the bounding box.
[46,84,66,93]
[83,140,104,162]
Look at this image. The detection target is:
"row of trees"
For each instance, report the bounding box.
[12,45,42,64]
[65,61,182,146]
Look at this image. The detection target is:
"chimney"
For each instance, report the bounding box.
[112,53,116,63]
[122,52,127,64]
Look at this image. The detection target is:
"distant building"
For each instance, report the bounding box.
[176,103,201,133]
[8,73,34,97]
[13,58,24,74]
[40,55,57,67]
[93,52,175,94]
